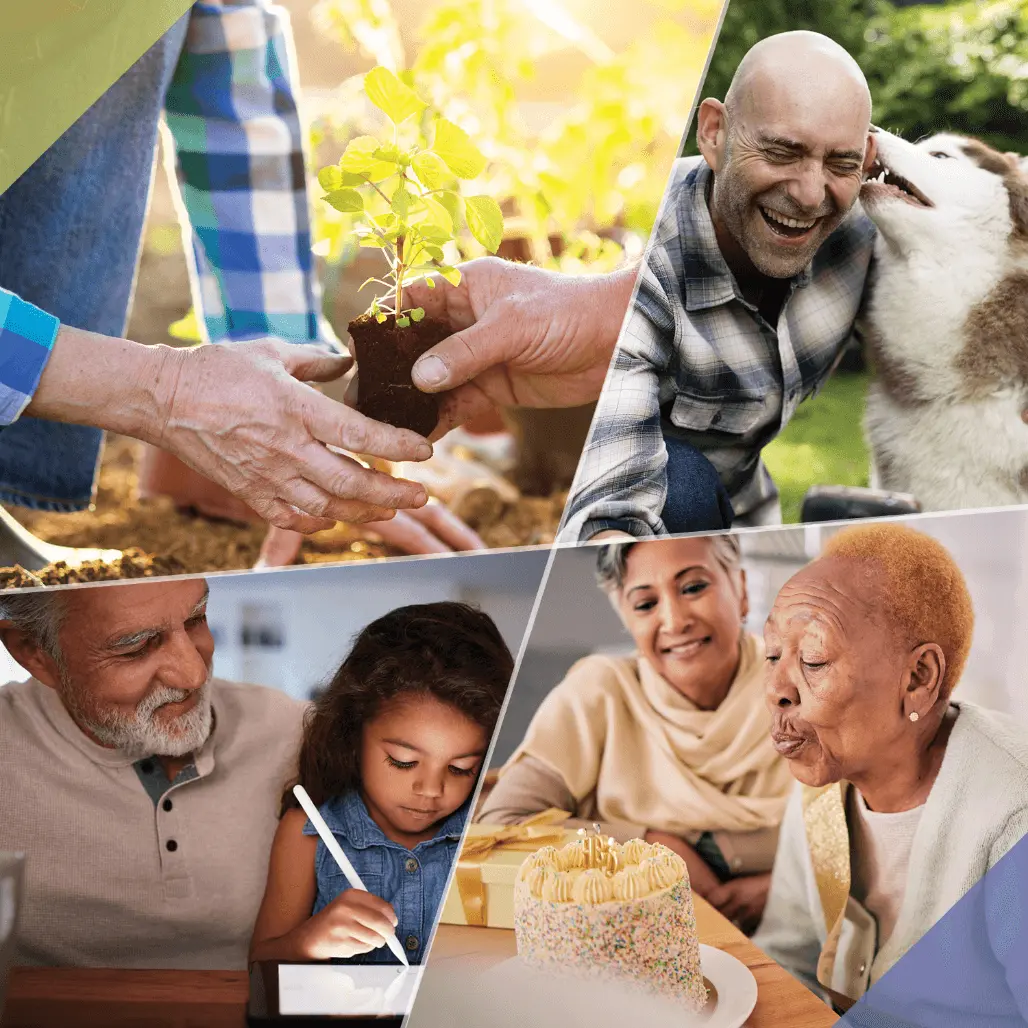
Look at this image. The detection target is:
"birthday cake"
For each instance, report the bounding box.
[512,829,707,1011]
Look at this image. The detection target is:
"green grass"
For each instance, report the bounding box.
[762,371,870,523]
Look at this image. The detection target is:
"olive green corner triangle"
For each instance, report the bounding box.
[0,0,195,197]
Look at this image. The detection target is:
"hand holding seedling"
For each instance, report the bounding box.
[27,328,435,533]
[317,68,503,436]
[405,257,641,435]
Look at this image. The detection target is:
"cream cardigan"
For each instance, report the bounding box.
[753,702,1028,1004]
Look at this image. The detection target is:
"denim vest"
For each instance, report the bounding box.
[302,791,466,966]
[0,16,189,510]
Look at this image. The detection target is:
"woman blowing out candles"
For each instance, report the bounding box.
[753,523,1028,1018]
[477,536,793,934]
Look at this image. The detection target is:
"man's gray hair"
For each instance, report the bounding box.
[0,592,68,664]
[595,535,743,593]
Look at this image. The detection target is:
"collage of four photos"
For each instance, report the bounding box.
[1,0,1027,1026]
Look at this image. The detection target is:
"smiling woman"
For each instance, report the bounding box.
[476,535,793,935]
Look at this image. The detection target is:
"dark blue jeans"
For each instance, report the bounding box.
[661,433,734,535]
[0,16,189,511]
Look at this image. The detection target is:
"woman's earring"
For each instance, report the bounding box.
[909,711,920,723]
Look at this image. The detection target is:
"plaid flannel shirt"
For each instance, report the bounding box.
[0,0,328,426]
[560,156,876,541]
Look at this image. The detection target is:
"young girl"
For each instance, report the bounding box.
[250,602,513,965]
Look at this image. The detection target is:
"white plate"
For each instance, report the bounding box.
[475,945,758,1028]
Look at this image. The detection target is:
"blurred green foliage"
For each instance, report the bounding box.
[686,0,1028,154]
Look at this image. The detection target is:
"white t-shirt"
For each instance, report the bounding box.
[849,788,924,959]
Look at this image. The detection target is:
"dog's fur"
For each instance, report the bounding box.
[860,128,1028,510]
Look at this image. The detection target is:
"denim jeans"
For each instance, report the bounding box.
[661,433,735,535]
[0,16,189,511]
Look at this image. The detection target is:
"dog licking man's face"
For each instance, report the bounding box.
[697,32,876,281]
[861,129,1028,252]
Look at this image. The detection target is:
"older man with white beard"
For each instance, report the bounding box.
[0,578,305,969]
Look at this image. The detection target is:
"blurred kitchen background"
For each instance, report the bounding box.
[490,509,1028,763]
[0,549,548,699]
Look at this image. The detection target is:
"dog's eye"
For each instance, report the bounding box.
[929,151,953,160]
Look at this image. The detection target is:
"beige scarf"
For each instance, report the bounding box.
[502,632,792,836]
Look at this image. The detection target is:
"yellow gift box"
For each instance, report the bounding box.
[440,809,578,929]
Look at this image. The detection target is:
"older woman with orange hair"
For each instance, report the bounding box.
[753,522,1028,1020]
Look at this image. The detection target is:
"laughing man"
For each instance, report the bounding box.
[561,31,879,540]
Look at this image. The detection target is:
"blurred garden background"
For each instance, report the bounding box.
[686,0,1028,521]
[14,0,727,572]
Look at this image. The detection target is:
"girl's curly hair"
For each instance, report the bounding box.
[281,602,514,815]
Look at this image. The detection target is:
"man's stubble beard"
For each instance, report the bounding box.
[61,671,215,759]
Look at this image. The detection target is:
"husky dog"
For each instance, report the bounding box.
[860,128,1028,510]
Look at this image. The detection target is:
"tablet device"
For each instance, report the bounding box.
[247,961,421,1025]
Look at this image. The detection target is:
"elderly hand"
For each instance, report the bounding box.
[149,339,436,533]
[255,501,485,567]
[29,328,436,534]
[707,872,771,936]
[403,257,639,436]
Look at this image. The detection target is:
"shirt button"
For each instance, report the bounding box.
[162,799,173,812]
[405,935,419,952]
[859,962,867,975]
[711,411,722,425]
[405,858,418,874]
[166,840,178,852]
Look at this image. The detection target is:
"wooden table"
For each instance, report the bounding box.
[429,894,837,1028]
[4,967,248,1028]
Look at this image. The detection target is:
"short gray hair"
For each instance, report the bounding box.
[595,535,743,593]
[0,592,68,664]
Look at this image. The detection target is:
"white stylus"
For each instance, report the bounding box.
[292,784,410,967]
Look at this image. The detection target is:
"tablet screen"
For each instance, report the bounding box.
[277,964,422,1017]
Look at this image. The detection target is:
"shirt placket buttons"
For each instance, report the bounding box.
[405,858,418,874]
[405,935,419,952]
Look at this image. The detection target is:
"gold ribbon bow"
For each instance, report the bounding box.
[455,809,571,927]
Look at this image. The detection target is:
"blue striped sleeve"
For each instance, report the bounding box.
[0,289,61,426]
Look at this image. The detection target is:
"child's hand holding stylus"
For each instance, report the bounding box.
[295,889,400,961]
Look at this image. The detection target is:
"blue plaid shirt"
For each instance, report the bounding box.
[0,0,328,427]
[560,157,876,541]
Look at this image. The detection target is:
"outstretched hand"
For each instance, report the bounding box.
[402,257,639,437]
[151,339,433,533]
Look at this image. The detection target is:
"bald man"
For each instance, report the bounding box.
[561,32,879,541]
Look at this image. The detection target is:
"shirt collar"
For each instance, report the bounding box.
[333,791,468,851]
[677,160,813,311]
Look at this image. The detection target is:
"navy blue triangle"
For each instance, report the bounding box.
[840,827,1028,1027]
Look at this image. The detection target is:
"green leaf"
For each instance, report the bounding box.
[464,195,504,253]
[422,244,445,261]
[436,265,462,287]
[437,191,464,231]
[340,135,395,182]
[376,312,388,323]
[410,307,425,322]
[323,188,364,213]
[396,316,411,328]
[415,224,452,246]
[425,277,436,289]
[391,185,411,217]
[364,66,428,125]
[373,144,402,163]
[317,165,343,191]
[359,236,386,248]
[340,136,382,172]
[432,119,487,179]
[411,151,452,190]
[420,194,454,234]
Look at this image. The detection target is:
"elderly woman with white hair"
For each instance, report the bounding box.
[477,535,792,932]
